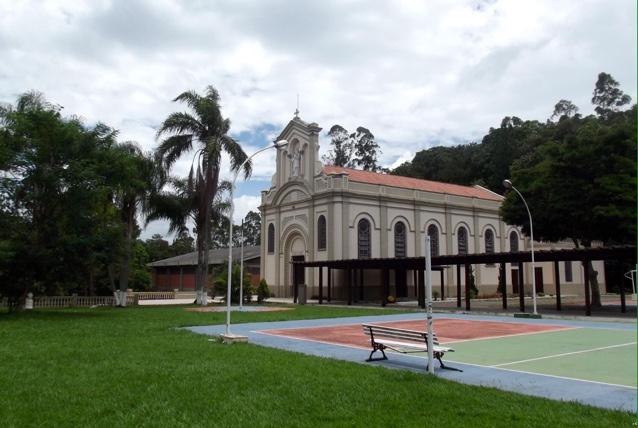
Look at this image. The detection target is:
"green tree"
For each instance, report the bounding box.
[501,107,636,306]
[0,91,125,306]
[111,142,162,306]
[591,72,631,120]
[322,124,353,167]
[550,99,579,121]
[351,126,381,171]
[242,211,261,247]
[155,86,250,305]
[214,263,252,304]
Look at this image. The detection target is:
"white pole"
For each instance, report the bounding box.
[225,191,234,336]
[224,141,288,337]
[512,186,537,315]
[239,219,244,310]
[425,236,434,374]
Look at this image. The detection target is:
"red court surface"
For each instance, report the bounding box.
[258,319,573,349]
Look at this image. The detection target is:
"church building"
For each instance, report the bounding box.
[259,115,603,301]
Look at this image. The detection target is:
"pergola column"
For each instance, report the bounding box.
[553,261,561,311]
[518,262,525,312]
[318,266,323,304]
[500,262,507,309]
[456,264,461,308]
[583,260,591,316]
[464,263,471,311]
[418,268,425,309]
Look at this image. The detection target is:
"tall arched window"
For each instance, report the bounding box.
[457,226,468,255]
[485,229,495,254]
[394,221,406,258]
[358,219,371,259]
[267,223,275,253]
[509,231,519,252]
[317,215,327,251]
[427,224,439,257]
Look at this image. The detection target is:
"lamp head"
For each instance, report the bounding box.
[503,179,513,189]
[274,139,289,149]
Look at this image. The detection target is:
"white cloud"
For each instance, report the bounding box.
[1,0,635,239]
[232,195,261,224]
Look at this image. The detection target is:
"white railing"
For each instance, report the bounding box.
[133,291,176,300]
[1,294,135,308]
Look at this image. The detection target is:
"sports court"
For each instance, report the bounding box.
[187,312,636,412]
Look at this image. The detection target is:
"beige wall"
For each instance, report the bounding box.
[260,117,605,300]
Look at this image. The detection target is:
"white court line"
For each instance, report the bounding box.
[443,327,579,344]
[492,342,637,367]
[399,352,638,390]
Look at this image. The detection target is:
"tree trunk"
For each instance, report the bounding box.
[574,239,602,308]
[118,201,136,307]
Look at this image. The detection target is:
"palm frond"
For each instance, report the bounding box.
[156,134,194,170]
[221,136,251,179]
[156,112,204,139]
[172,90,202,112]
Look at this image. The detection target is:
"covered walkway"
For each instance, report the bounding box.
[293,246,636,316]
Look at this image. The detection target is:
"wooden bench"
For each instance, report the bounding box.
[362,324,461,371]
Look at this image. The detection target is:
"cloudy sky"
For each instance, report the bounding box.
[1,0,635,240]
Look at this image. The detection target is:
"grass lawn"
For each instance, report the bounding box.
[0,304,633,427]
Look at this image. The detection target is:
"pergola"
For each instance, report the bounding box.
[292,246,636,316]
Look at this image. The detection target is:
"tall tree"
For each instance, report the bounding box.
[501,107,636,306]
[111,142,161,306]
[156,86,250,305]
[242,211,261,247]
[591,72,632,120]
[550,99,579,121]
[0,91,125,306]
[351,126,381,171]
[322,124,353,167]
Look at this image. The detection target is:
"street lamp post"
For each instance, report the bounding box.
[224,140,288,337]
[503,179,538,315]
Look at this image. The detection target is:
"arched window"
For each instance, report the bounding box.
[457,226,468,255]
[394,221,406,258]
[267,223,275,253]
[427,224,439,257]
[358,219,371,259]
[509,231,519,252]
[317,215,327,251]
[485,229,495,254]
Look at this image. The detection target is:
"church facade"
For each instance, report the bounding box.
[259,116,603,301]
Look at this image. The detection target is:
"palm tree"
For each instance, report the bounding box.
[111,142,163,306]
[155,86,250,304]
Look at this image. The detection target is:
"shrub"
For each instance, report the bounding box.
[433,290,440,301]
[214,264,252,304]
[257,279,271,303]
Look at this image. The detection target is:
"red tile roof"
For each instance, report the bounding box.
[322,166,503,201]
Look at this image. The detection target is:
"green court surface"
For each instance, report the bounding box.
[444,328,637,387]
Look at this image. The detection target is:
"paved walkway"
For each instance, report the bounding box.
[186,312,636,412]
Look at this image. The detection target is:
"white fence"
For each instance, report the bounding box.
[1,291,177,308]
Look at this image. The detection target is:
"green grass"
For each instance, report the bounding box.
[0,304,633,427]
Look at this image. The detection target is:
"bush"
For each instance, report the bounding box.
[257,279,271,303]
[214,264,252,304]
[433,290,440,301]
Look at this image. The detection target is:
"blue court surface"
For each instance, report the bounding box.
[186,312,636,412]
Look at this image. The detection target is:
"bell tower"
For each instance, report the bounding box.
[272,116,322,188]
